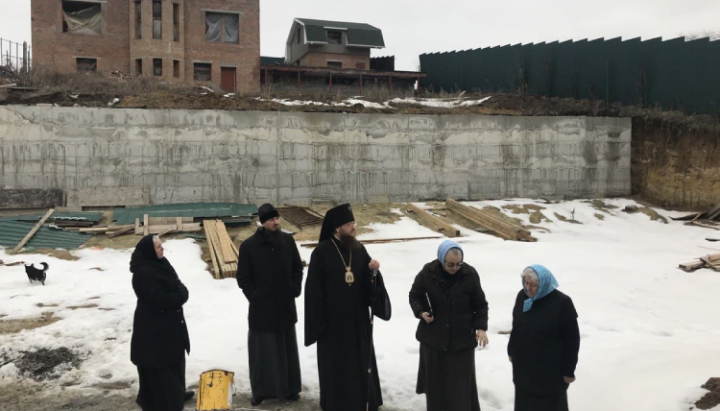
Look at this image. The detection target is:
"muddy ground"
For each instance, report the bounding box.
[0,381,392,411]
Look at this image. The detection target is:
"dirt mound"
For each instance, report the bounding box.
[14,347,83,381]
[696,378,720,410]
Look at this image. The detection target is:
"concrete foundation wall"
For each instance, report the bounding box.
[0,106,631,206]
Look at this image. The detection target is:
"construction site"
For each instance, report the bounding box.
[2,1,720,411]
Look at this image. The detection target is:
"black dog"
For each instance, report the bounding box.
[25,263,49,286]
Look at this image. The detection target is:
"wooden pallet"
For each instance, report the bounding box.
[680,253,720,272]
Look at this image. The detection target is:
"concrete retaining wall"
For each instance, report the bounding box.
[0,105,631,206]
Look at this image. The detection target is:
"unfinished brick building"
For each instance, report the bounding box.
[31,0,260,92]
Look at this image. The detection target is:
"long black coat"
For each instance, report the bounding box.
[131,265,190,368]
[508,289,580,395]
[236,228,304,333]
[409,260,489,352]
[305,237,391,411]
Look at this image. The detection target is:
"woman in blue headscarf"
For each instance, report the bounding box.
[409,240,489,411]
[507,265,580,411]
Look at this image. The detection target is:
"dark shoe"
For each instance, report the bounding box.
[184,391,195,402]
[285,393,300,401]
[251,396,264,406]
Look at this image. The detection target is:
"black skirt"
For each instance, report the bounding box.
[136,356,186,411]
[248,324,302,400]
[514,387,569,411]
[417,343,481,411]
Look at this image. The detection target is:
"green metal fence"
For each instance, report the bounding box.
[420,37,720,115]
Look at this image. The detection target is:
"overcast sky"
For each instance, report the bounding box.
[1,0,718,71]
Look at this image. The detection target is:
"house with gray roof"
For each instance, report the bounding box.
[285,18,385,69]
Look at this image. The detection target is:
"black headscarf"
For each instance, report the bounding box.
[129,235,178,278]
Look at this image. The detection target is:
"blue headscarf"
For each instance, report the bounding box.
[522,264,559,312]
[437,240,463,268]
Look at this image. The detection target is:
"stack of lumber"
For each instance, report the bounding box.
[446,199,537,242]
[204,220,239,279]
[679,253,720,272]
[406,203,460,237]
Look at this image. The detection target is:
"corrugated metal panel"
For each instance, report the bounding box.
[0,221,93,250]
[420,36,720,115]
[113,203,259,225]
[0,212,104,223]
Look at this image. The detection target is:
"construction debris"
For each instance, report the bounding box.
[113,203,258,226]
[277,206,324,228]
[679,253,720,272]
[134,216,201,235]
[406,203,460,237]
[0,220,93,251]
[204,220,238,279]
[301,236,442,248]
[446,199,537,242]
[623,205,640,213]
[672,203,720,223]
[12,209,56,253]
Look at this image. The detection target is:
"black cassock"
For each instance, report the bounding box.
[305,237,392,411]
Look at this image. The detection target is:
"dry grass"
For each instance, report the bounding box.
[0,312,59,335]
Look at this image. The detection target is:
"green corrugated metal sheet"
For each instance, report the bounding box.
[261,56,286,65]
[0,212,104,223]
[420,36,720,114]
[113,203,259,225]
[0,221,93,250]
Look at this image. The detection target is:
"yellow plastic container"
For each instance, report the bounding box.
[196,369,235,411]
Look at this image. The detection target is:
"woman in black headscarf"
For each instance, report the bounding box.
[130,235,192,411]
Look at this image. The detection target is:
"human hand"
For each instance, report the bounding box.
[563,376,576,384]
[476,330,489,347]
[421,312,434,324]
[369,259,380,271]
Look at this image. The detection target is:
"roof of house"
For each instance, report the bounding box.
[292,18,385,48]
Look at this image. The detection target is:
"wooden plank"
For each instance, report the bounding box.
[135,218,140,234]
[205,221,227,266]
[177,217,183,232]
[106,226,134,238]
[12,208,55,253]
[214,220,237,263]
[79,225,133,233]
[147,217,193,226]
[407,203,460,237]
[143,214,149,236]
[679,260,705,271]
[204,222,221,279]
[446,199,533,242]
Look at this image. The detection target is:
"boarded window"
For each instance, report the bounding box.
[136,59,143,75]
[76,58,97,72]
[205,12,239,44]
[194,63,211,81]
[173,3,180,42]
[134,1,141,39]
[62,1,102,35]
[327,61,342,69]
[153,58,162,76]
[152,1,162,39]
[327,30,342,45]
[173,60,180,78]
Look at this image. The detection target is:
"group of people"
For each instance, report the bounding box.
[128,202,581,411]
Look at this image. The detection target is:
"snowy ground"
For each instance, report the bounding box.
[1,198,720,411]
[255,96,492,110]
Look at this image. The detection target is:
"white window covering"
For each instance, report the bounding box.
[63,4,102,35]
[224,14,239,44]
[205,13,223,43]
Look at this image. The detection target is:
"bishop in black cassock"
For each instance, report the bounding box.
[304,204,392,411]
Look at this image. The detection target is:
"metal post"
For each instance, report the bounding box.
[0,38,3,67]
[297,71,301,89]
[389,75,393,93]
[23,42,28,74]
[329,73,333,93]
[359,74,363,93]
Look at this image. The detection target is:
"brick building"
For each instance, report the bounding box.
[31,0,260,92]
